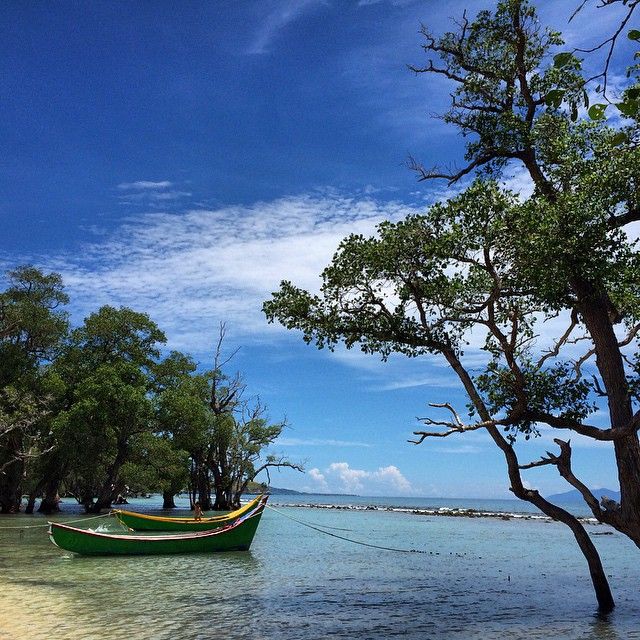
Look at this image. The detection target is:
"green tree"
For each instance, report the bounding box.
[119,433,190,506]
[156,326,301,511]
[0,266,68,513]
[155,362,213,508]
[205,326,301,510]
[54,306,166,512]
[265,0,640,612]
[565,0,639,120]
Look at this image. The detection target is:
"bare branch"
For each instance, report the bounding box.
[519,450,560,470]
[572,0,639,100]
[410,402,495,444]
[537,309,579,368]
[525,408,640,440]
[407,153,500,185]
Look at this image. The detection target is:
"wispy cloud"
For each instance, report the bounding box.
[44,192,421,356]
[116,180,192,207]
[117,180,173,191]
[247,0,326,55]
[118,190,193,205]
[429,444,484,455]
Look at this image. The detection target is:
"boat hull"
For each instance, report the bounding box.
[113,495,263,531]
[49,497,267,556]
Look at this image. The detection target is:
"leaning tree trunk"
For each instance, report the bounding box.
[575,283,640,544]
[493,425,616,612]
[447,350,616,612]
[510,480,615,612]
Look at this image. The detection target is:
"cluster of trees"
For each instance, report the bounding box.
[0,267,297,514]
[265,0,639,612]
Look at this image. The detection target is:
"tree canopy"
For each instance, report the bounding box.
[0,269,297,514]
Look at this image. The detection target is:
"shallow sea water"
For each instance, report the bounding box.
[1,496,639,639]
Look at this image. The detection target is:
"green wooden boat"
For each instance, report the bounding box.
[48,496,267,556]
[113,494,264,532]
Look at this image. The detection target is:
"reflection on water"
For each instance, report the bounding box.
[1,501,639,639]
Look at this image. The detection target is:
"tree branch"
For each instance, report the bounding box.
[410,402,495,444]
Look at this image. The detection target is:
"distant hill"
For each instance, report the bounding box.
[548,488,620,503]
[244,483,358,496]
[244,482,304,495]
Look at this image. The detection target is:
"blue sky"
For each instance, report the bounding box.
[1,0,634,498]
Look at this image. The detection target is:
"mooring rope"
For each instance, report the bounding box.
[0,511,113,530]
[266,503,430,554]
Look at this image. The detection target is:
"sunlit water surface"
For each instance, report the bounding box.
[1,495,639,639]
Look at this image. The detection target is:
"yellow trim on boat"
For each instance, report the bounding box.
[113,494,263,524]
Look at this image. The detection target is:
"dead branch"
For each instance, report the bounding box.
[410,402,495,444]
[537,309,579,368]
[521,438,607,519]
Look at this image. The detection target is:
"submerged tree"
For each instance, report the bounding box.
[156,326,302,511]
[53,306,166,513]
[0,266,68,513]
[204,326,302,510]
[265,0,640,612]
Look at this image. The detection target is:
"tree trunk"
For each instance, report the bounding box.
[213,485,230,510]
[92,443,128,512]
[0,457,24,514]
[25,491,38,514]
[511,482,615,612]
[574,282,640,544]
[38,473,64,514]
[162,491,176,509]
[196,467,212,510]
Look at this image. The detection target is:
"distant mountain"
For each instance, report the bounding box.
[548,488,620,503]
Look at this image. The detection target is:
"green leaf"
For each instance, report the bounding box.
[627,87,640,100]
[553,52,573,68]
[611,131,628,146]
[545,89,565,108]
[587,103,607,120]
[628,29,640,41]
[617,100,639,117]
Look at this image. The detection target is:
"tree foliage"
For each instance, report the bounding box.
[0,272,295,514]
[0,266,68,512]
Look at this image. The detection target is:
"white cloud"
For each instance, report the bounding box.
[326,462,369,492]
[117,181,173,190]
[321,461,415,496]
[306,467,329,492]
[48,192,421,356]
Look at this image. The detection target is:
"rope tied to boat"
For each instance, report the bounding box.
[0,511,113,530]
[266,503,430,554]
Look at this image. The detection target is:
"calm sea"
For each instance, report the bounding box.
[0,494,638,639]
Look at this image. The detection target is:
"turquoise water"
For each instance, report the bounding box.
[1,495,639,639]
